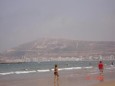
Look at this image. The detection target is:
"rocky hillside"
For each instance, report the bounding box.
[1,38,115,60]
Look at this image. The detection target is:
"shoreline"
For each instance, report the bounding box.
[0,67,115,86]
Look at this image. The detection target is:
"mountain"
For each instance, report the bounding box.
[1,38,115,62]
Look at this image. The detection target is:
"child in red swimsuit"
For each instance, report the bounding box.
[98,61,104,74]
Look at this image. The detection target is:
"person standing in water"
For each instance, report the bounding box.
[111,61,114,65]
[98,61,104,81]
[98,61,104,75]
[54,64,59,86]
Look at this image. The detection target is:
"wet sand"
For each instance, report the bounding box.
[93,81,115,86]
[0,68,115,86]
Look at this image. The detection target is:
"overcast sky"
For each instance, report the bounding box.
[0,0,115,52]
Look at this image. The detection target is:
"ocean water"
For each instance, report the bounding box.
[0,61,114,75]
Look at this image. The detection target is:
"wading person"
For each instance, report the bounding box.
[98,61,104,81]
[54,64,59,86]
[98,61,104,75]
[111,61,114,66]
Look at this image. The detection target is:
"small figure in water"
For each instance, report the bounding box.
[111,61,114,65]
[98,61,104,81]
[54,64,59,86]
[98,61,104,74]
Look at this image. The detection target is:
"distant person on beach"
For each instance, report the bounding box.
[54,64,59,86]
[98,61,104,75]
[111,61,114,65]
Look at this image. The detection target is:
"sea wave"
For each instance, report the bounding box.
[59,67,82,71]
[52,66,93,71]
[0,66,93,76]
[37,69,50,72]
[15,70,36,74]
[83,66,93,69]
[0,72,14,75]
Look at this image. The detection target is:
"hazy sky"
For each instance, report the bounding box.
[0,0,115,52]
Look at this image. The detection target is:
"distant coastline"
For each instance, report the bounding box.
[0,38,115,63]
[0,59,114,64]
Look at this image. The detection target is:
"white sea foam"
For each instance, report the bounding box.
[37,69,50,72]
[59,66,92,71]
[83,66,93,69]
[0,66,94,76]
[0,72,14,75]
[52,67,82,71]
[105,67,113,70]
[14,70,36,74]
[105,66,115,70]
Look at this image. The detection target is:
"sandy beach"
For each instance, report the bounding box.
[93,81,115,86]
[0,68,115,86]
